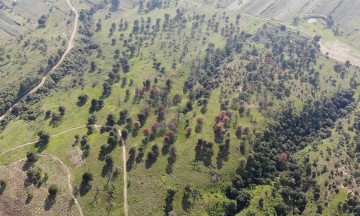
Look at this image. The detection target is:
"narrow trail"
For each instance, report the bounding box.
[39,154,84,216]
[1,126,127,215]
[118,129,128,216]
[0,125,86,157]
[0,0,79,122]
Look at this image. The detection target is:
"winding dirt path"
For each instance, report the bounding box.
[0,0,79,122]
[1,126,127,215]
[0,125,86,157]
[118,129,128,216]
[0,154,84,216]
[39,154,84,216]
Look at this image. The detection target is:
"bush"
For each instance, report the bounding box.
[48,184,58,197]
[26,152,38,163]
[37,131,50,145]
[78,94,88,105]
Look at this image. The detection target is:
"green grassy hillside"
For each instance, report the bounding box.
[1,0,360,215]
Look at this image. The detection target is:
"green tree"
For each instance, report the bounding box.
[26,152,38,163]
[111,0,120,11]
[48,184,58,197]
[82,172,93,185]
[37,131,50,145]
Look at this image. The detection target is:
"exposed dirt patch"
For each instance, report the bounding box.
[68,146,84,166]
[337,166,359,195]
[320,40,360,67]
[226,0,249,11]
[67,146,84,166]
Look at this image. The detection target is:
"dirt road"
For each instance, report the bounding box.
[0,0,79,121]
[40,154,84,216]
[118,129,128,216]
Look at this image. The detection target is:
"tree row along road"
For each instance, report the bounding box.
[0,0,79,122]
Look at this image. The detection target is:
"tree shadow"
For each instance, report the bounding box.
[166,156,176,174]
[98,144,114,161]
[194,150,213,167]
[49,119,62,128]
[101,165,112,177]
[23,177,33,188]
[44,114,51,121]
[216,144,230,169]
[22,161,34,171]
[149,133,156,141]
[145,156,157,169]
[44,196,56,211]
[216,155,223,169]
[166,163,173,174]
[34,141,48,153]
[68,198,75,210]
[88,108,96,114]
[90,188,100,205]
[79,184,92,197]
[135,152,144,163]
[25,194,33,204]
[76,101,86,107]
[182,193,192,212]
[131,129,139,137]
[194,140,214,167]
[126,155,135,171]
[162,144,169,156]
[99,94,110,100]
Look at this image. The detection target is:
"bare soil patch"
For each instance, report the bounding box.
[226,0,249,11]
[0,158,80,216]
[68,146,84,166]
[320,40,360,67]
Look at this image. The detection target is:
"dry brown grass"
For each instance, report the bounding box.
[0,157,80,216]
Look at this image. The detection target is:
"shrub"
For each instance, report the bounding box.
[78,94,88,105]
[26,152,38,163]
[48,184,58,197]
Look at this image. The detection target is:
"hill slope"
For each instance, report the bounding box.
[1,0,360,215]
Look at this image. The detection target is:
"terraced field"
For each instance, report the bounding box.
[224,0,360,47]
